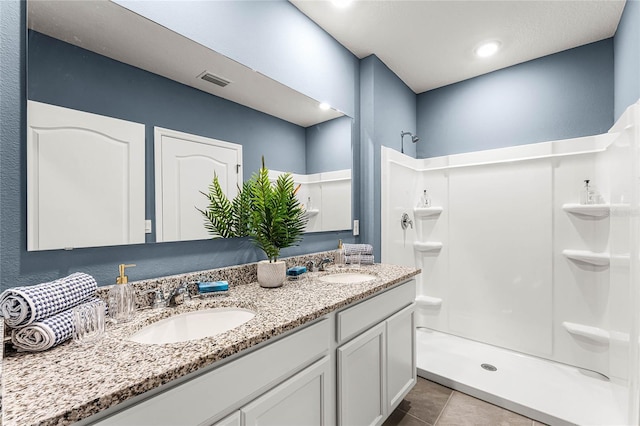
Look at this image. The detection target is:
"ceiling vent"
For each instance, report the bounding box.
[198,71,231,88]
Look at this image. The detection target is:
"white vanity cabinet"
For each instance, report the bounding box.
[86,279,415,426]
[88,319,331,426]
[336,281,416,426]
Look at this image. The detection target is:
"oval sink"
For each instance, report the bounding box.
[128,307,255,344]
[318,273,376,284]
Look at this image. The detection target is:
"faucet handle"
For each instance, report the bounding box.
[140,288,165,309]
[306,260,317,272]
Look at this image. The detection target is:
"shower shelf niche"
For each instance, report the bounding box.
[562,249,610,267]
[304,209,319,217]
[413,206,443,219]
[562,203,610,218]
[415,295,442,308]
[413,242,443,253]
[562,321,610,345]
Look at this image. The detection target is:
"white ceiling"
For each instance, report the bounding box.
[290,0,626,94]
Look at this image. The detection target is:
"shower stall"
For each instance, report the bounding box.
[381,102,640,425]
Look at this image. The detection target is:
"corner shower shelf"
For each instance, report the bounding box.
[562,322,609,345]
[562,249,610,266]
[413,242,443,253]
[562,203,610,218]
[415,295,443,308]
[413,206,443,219]
[304,209,319,217]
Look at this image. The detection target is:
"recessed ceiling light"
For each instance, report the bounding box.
[331,0,352,8]
[319,102,331,110]
[475,41,501,58]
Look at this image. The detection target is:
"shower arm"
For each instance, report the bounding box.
[400,131,419,154]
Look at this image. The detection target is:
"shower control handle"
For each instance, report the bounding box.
[401,212,413,230]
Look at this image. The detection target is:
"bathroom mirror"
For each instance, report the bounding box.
[26,0,353,250]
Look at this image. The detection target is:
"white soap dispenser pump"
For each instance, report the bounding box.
[108,263,137,323]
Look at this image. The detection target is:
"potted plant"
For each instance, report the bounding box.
[198,157,307,287]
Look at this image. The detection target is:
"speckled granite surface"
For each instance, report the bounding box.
[3,261,419,426]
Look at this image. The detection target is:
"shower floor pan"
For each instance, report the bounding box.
[416,328,627,426]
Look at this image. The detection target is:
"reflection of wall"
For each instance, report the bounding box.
[272,169,352,233]
[306,116,352,174]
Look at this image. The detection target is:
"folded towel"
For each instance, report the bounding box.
[346,254,375,265]
[343,243,374,256]
[11,297,103,352]
[0,272,97,328]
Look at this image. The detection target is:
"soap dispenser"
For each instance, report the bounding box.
[108,264,137,323]
[336,239,346,268]
[418,189,431,207]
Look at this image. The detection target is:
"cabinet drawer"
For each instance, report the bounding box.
[91,319,330,426]
[337,280,415,344]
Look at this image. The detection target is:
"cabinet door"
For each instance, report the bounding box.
[337,322,386,426]
[242,356,331,426]
[154,126,242,242]
[213,411,241,426]
[386,303,416,411]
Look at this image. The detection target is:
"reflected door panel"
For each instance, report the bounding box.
[155,127,242,242]
[27,100,145,251]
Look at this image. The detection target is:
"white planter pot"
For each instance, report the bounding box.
[257,260,286,288]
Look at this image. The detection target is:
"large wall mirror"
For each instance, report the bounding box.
[26,0,353,251]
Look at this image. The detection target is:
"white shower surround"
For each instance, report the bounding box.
[381,101,640,424]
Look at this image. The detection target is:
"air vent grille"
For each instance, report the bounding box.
[199,71,231,88]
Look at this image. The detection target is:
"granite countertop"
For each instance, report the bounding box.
[3,263,419,426]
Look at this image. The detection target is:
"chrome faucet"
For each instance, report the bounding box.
[306,260,317,272]
[166,283,189,307]
[319,258,332,271]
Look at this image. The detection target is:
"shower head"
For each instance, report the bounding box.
[400,131,419,153]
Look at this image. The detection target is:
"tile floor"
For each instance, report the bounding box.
[384,377,547,426]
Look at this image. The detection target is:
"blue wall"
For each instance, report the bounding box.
[305,116,353,174]
[614,0,640,119]
[0,2,355,291]
[417,39,614,158]
[359,55,416,260]
[115,0,359,119]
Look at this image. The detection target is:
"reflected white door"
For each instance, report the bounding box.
[155,127,242,242]
[27,100,145,251]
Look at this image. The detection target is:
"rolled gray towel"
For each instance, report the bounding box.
[343,243,374,256]
[346,254,375,265]
[0,272,97,328]
[11,297,104,352]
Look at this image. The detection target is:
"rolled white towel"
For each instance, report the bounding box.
[0,272,97,328]
[343,243,374,256]
[11,297,104,352]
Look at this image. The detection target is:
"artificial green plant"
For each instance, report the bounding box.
[198,157,307,262]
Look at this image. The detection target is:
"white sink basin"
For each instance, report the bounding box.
[128,307,255,344]
[318,273,376,284]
